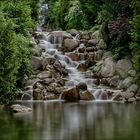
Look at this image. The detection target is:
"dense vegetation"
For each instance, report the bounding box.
[0,0,39,104]
[45,0,140,78]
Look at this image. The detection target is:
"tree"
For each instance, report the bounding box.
[0,19,20,104]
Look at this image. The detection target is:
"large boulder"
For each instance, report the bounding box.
[10,104,32,113]
[47,31,73,44]
[30,56,43,70]
[118,77,133,90]
[101,58,116,78]
[77,63,87,71]
[66,52,80,61]
[46,83,64,94]
[61,87,80,101]
[79,90,95,100]
[116,59,132,78]
[37,71,52,79]
[50,31,73,39]
[68,29,79,36]
[76,82,87,91]
[109,75,121,87]
[91,30,102,43]
[63,38,79,52]
[126,84,139,93]
[88,39,98,46]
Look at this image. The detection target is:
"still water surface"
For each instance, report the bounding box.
[0,101,140,140]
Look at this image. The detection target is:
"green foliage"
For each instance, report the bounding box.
[129,0,140,77]
[79,0,102,27]
[65,0,89,30]
[0,19,20,104]
[0,0,39,104]
[50,0,69,29]
[1,0,35,35]
[96,1,117,24]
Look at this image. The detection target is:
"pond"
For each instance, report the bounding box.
[0,101,140,140]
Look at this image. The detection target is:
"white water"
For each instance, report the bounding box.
[38,32,97,94]
[33,2,112,100]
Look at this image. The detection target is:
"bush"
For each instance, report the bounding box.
[0,19,20,104]
[0,0,39,104]
[129,0,140,78]
[65,0,89,30]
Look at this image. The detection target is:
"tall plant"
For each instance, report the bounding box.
[129,0,140,77]
[65,0,89,30]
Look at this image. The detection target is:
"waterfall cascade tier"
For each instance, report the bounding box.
[18,2,124,101]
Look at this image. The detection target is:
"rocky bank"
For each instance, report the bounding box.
[18,29,140,103]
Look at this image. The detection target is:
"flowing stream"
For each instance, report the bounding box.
[34,2,109,100]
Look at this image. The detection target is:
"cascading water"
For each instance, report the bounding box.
[20,2,113,101]
[36,2,49,31]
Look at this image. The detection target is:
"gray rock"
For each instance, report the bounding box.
[68,29,79,36]
[61,87,80,101]
[63,38,79,52]
[128,70,136,77]
[49,31,73,39]
[116,59,132,78]
[37,71,52,79]
[44,93,59,100]
[101,58,116,78]
[91,30,102,43]
[35,82,44,90]
[33,88,45,100]
[86,47,95,52]
[30,56,43,70]
[121,91,135,99]
[80,32,91,40]
[88,39,97,46]
[97,39,107,50]
[109,75,120,87]
[112,94,122,101]
[66,52,80,61]
[79,90,95,100]
[77,63,87,71]
[118,77,133,90]
[76,82,87,91]
[10,104,32,113]
[127,84,139,93]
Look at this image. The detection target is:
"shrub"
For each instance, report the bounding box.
[0,19,20,104]
[65,0,89,30]
[129,0,140,78]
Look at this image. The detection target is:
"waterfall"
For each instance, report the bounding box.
[36,2,49,31]
[19,2,112,101]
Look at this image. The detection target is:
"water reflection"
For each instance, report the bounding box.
[0,101,140,140]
